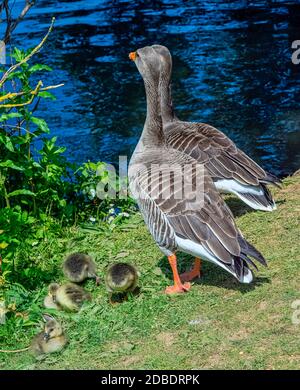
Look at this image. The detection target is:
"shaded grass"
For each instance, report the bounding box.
[1,175,300,369]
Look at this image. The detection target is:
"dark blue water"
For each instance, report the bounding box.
[2,0,300,176]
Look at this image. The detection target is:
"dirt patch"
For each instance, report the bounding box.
[228,328,250,341]
[120,355,144,368]
[156,331,177,348]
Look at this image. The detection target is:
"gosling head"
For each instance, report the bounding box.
[48,283,60,303]
[85,261,100,284]
[42,314,63,342]
[129,45,161,85]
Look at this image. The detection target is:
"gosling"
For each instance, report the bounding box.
[30,314,67,356]
[105,263,139,303]
[47,282,92,312]
[63,253,100,284]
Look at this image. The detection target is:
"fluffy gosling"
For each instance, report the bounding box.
[30,314,67,356]
[47,282,91,312]
[63,253,100,285]
[105,263,139,303]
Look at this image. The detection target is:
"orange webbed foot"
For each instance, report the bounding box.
[180,270,201,282]
[180,257,202,282]
[165,282,191,295]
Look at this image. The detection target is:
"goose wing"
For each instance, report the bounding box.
[164,121,280,186]
[129,154,266,280]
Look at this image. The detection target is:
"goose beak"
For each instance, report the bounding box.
[129,51,137,61]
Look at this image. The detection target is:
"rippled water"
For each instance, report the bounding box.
[3,0,300,176]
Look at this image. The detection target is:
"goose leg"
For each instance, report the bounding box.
[165,254,191,294]
[180,257,202,282]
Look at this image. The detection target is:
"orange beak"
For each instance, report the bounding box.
[129,51,137,61]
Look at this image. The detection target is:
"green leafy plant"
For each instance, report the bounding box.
[0,27,134,297]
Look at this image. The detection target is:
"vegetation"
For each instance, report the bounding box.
[0,22,134,312]
[0,15,299,371]
[0,175,299,369]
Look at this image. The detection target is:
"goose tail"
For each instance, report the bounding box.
[234,183,276,211]
[262,171,282,188]
[233,236,267,284]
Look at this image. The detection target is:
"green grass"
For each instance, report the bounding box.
[1,175,300,369]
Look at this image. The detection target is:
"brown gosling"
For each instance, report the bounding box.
[47,282,92,312]
[63,253,100,285]
[105,263,139,303]
[30,314,67,356]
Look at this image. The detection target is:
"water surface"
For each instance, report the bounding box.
[2,0,300,176]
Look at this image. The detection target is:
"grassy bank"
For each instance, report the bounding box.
[1,174,300,370]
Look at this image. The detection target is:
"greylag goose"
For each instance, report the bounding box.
[149,45,280,212]
[128,47,267,293]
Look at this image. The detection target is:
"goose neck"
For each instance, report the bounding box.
[140,79,163,147]
[159,72,176,124]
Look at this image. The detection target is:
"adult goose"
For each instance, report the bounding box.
[128,47,267,294]
[148,45,280,211]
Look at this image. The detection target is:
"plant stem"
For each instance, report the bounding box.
[3,183,10,208]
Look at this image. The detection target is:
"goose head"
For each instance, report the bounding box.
[129,46,161,85]
[151,44,172,77]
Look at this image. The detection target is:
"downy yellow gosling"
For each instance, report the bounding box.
[48,282,92,312]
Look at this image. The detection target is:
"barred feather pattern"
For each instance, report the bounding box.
[129,45,267,282]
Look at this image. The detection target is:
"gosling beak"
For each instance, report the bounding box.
[129,51,137,61]
[43,332,50,342]
[52,295,57,303]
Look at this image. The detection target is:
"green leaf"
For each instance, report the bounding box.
[38,91,56,100]
[12,47,24,62]
[0,160,24,171]
[54,146,66,154]
[0,134,14,152]
[30,117,50,133]
[7,189,36,198]
[5,71,24,82]
[0,113,22,122]
[28,64,53,73]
